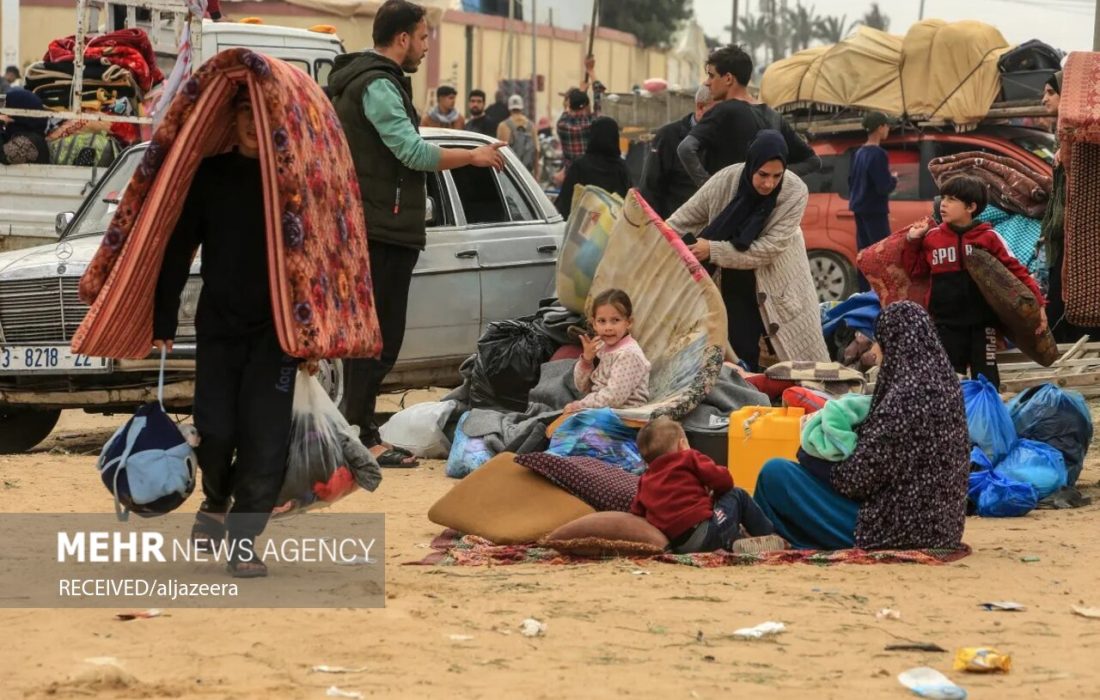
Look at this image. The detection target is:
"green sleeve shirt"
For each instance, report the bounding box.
[362,79,441,171]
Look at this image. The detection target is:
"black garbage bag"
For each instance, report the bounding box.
[467,320,559,412]
[1007,384,1094,487]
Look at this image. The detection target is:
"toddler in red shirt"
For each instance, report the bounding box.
[630,417,776,553]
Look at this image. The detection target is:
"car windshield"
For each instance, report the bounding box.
[64,146,144,240]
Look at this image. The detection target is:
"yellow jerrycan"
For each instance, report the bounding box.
[727,406,805,495]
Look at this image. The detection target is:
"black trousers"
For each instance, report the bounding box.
[937,323,1000,387]
[721,268,767,371]
[342,240,421,445]
[855,212,891,292]
[193,326,298,542]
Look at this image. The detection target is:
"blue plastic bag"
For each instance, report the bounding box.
[1007,384,1093,487]
[961,377,1017,465]
[994,439,1067,500]
[445,412,495,479]
[547,408,646,474]
[970,446,994,472]
[967,469,1038,517]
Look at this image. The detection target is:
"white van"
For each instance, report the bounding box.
[175,20,345,86]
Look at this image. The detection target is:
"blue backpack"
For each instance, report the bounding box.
[97,350,196,520]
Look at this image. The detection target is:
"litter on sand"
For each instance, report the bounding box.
[980,601,1026,611]
[953,647,1012,673]
[732,621,786,639]
[115,609,162,621]
[876,608,902,620]
[311,666,369,674]
[326,686,364,699]
[520,618,547,637]
[886,643,948,653]
[1072,605,1100,619]
[449,634,475,642]
[897,666,968,699]
[83,657,123,667]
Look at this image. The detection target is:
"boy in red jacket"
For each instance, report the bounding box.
[631,417,777,553]
[904,175,1047,387]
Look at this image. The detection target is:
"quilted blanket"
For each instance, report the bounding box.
[409,529,973,567]
[1057,51,1100,327]
[588,190,728,422]
[73,49,382,361]
[928,151,1052,218]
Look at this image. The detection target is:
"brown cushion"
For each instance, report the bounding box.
[427,453,595,545]
[543,512,669,553]
[514,452,639,512]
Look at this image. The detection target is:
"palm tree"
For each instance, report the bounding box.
[785,3,819,53]
[731,15,770,66]
[814,14,853,44]
[860,3,890,31]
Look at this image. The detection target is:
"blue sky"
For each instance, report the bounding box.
[692,0,1094,54]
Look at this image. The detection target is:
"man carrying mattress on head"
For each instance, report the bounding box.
[153,88,297,579]
[329,0,506,467]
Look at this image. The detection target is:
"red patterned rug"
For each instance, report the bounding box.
[408,529,973,567]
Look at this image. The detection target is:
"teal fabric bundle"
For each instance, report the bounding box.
[801,395,873,462]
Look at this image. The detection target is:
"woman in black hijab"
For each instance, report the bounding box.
[555,116,631,217]
[0,88,50,165]
[667,129,828,367]
[753,301,970,550]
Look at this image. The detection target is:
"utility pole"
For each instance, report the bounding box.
[1094,0,1100,51]
[731,0,739,44]
[531,0,537,118]
[918,0,926,21]
[507,0,515,79]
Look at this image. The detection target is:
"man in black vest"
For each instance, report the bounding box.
[330,0,504,466]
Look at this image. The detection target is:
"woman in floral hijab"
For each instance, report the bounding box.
[754,301,970,550]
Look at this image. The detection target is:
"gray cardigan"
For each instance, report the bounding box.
[667,164,829,364]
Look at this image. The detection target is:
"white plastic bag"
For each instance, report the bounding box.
[277,370,382,516]
[379,400,457,459]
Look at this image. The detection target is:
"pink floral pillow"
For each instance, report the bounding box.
[515,453,639,512]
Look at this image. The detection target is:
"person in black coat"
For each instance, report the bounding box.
[555,116,631,218]
[638,85,714,219]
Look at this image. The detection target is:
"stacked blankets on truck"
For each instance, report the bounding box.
[1058,51,1100,327]
[22,28,164,155]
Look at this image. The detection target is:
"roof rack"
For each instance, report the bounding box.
[782,99,1053,138]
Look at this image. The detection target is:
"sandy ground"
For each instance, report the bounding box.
[1,396,1100,700]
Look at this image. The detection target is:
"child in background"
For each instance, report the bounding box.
[904,175,1047,387]
[564,288,650,413]
[631,417,780,553]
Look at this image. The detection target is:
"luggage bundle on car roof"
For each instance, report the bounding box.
[761,20,1063,130]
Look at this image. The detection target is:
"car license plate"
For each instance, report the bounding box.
[0,346,112,374]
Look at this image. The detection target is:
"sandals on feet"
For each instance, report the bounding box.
[226,542,267,578]
[190,509,226,552]
[375,446,419,468]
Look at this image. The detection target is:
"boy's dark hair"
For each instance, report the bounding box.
[637,417,686,463]
[589,288,633,319]
[706,45,753,87]
[372,0,427,47]
[469,88,486,100]
[5,65,19,78]
[940,175,987,217]
[567,87,590,110]
[436,85,457,98]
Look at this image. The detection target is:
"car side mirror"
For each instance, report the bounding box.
[425,196,435,224]
[55,211,75,236]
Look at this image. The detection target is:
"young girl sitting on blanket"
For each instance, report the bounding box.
[563,288,651,413]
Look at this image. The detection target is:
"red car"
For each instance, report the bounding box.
[800,124,1056,301]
